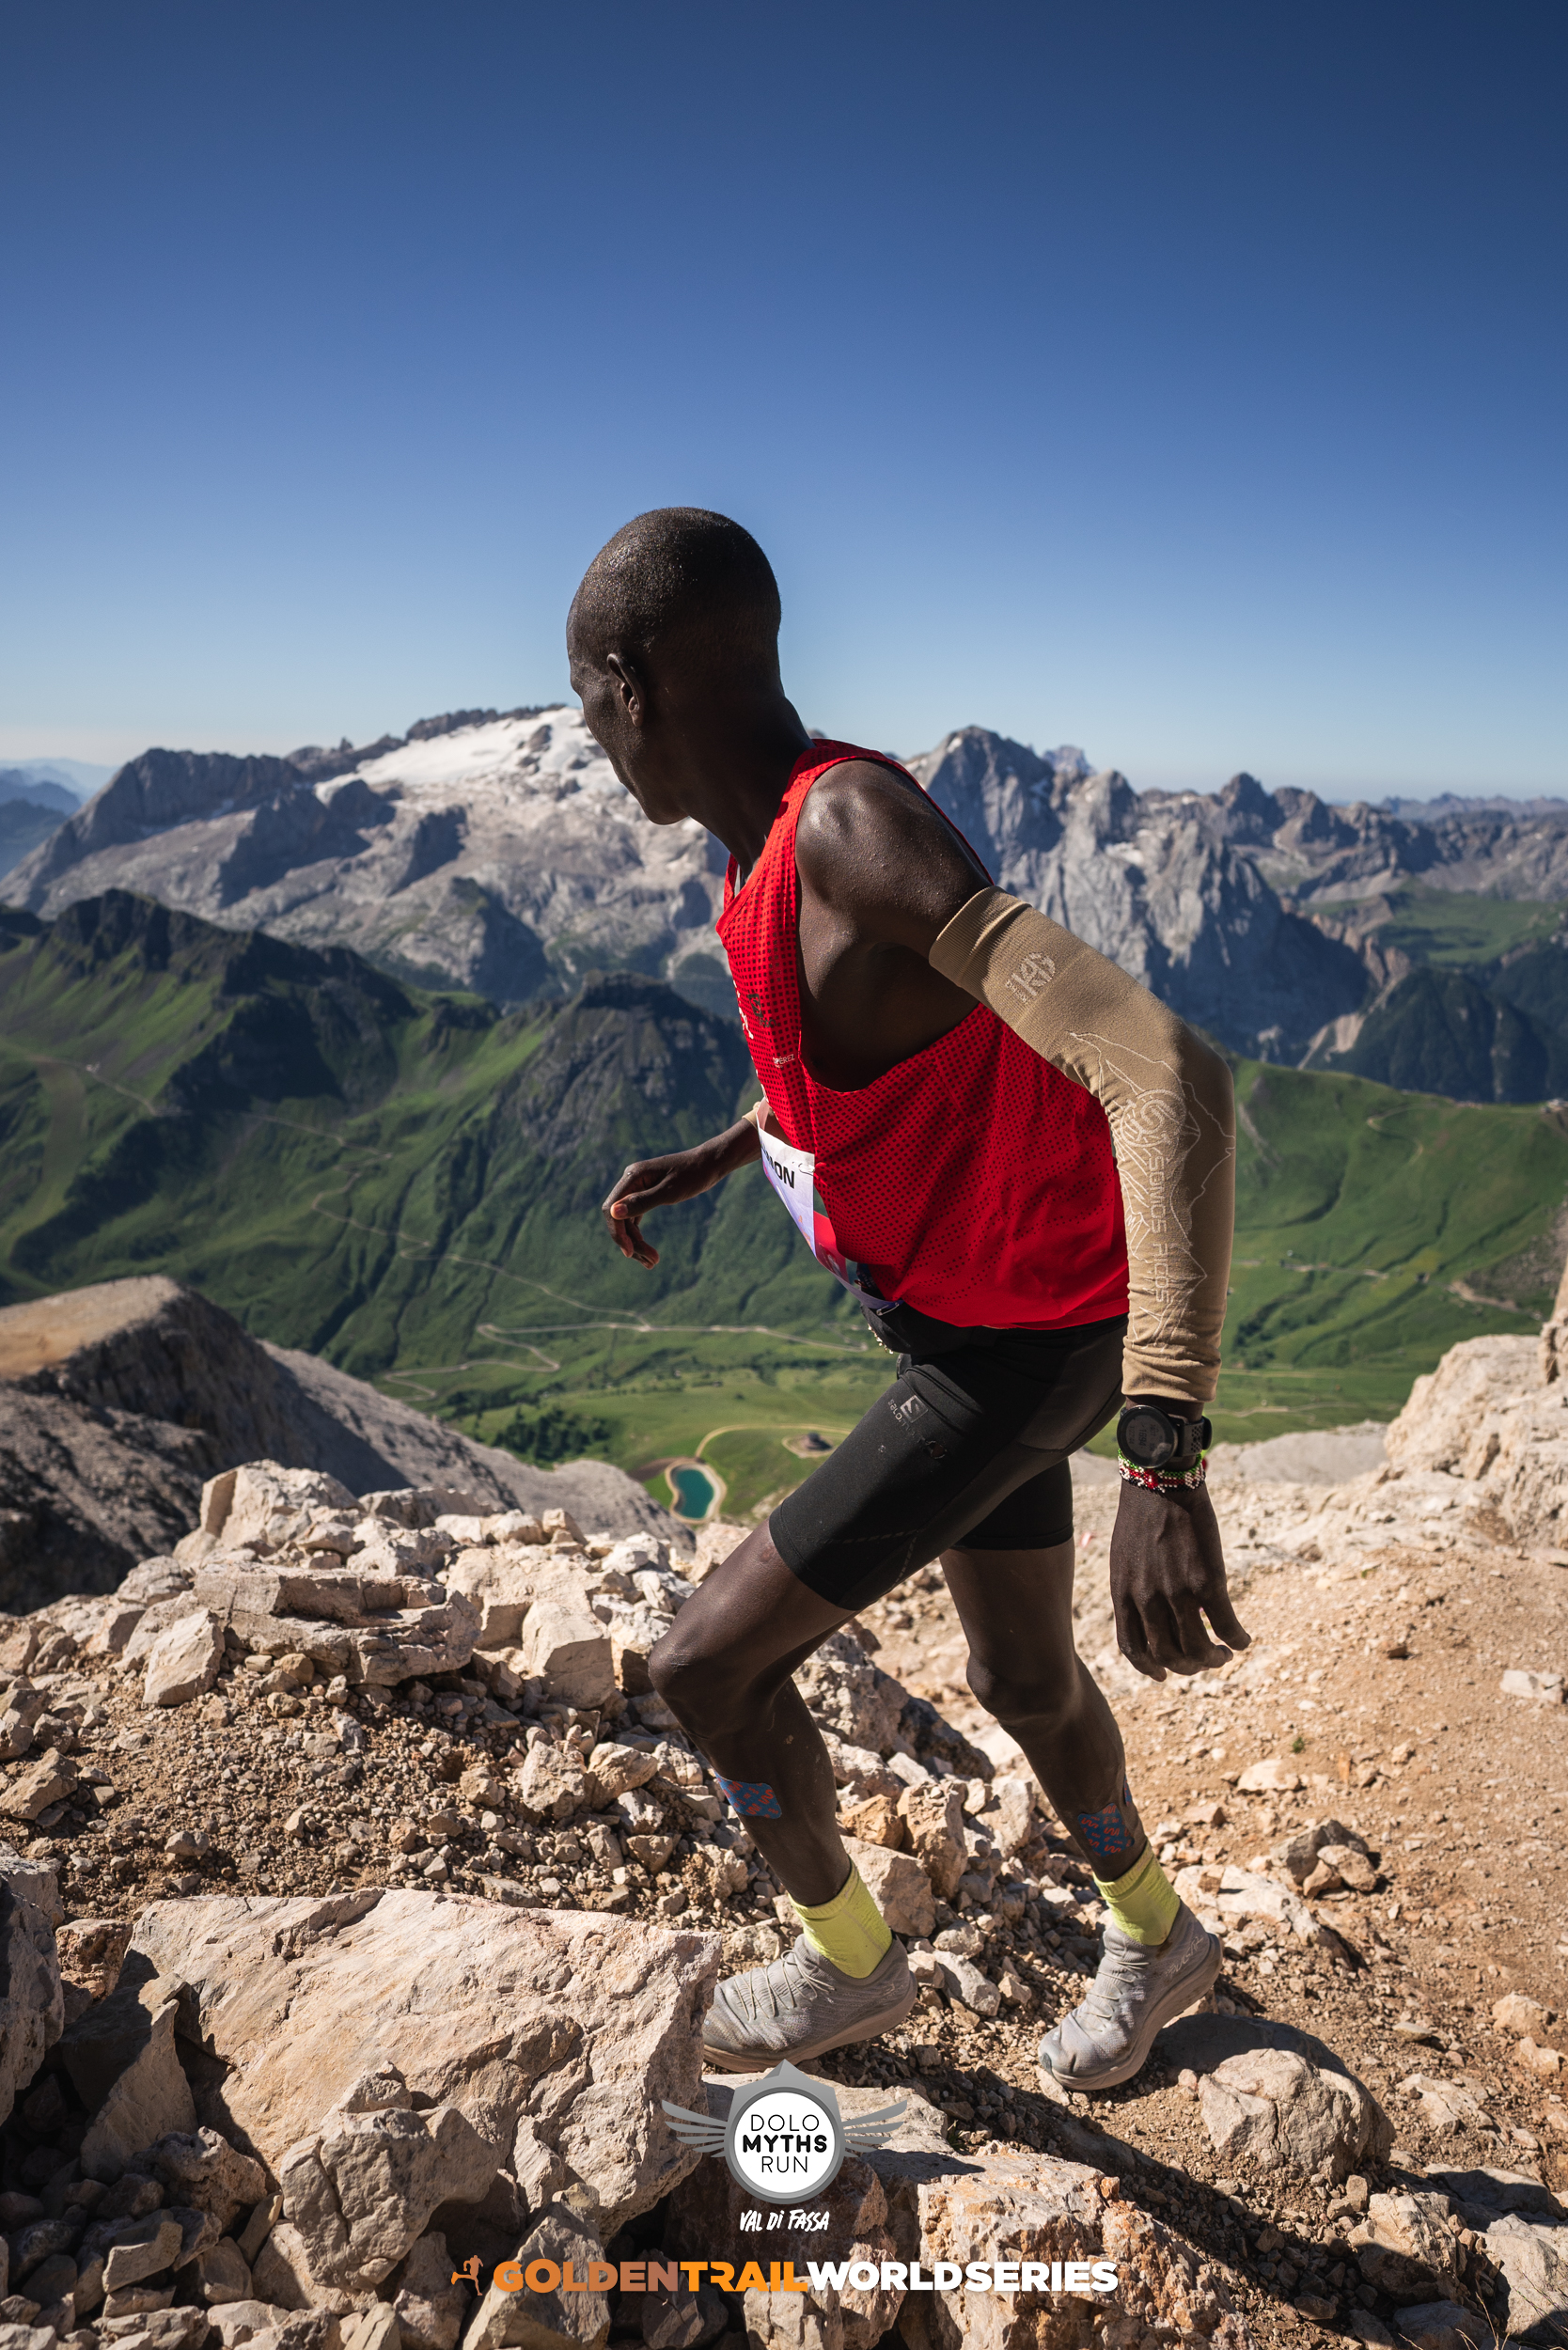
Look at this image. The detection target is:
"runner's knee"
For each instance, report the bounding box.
[647,1625,716,1723]
[964,1650,1084,1730]
[648,1624,763,1738]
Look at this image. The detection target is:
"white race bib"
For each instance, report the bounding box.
[756,1110,898,1309]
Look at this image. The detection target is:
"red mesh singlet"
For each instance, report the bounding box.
[715,742,1130,1329]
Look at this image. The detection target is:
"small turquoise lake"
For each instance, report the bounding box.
[667,1464,718,1521]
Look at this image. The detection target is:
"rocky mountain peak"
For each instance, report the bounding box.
[8,713,1568,1068]
[1214,771,1281,839]
[0,1308,1565,2349]
[0,1278,678,1610]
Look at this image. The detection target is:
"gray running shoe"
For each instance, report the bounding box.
[1037,1901,1220,2093]
[702,1933,916,2071]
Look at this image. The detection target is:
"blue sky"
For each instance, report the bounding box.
[2,2,1563,797]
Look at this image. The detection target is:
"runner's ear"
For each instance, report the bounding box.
[604,650,647,728]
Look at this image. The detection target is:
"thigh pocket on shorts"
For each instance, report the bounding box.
[883,1386,961,1462]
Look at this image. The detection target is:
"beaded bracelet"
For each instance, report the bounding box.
[1118,1451,1209,1493]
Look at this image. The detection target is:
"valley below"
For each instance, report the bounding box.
[2,892,1566,1523]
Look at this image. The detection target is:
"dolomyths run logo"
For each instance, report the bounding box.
[662,2060,907,2202]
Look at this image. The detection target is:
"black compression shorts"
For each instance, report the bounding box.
[769,1308,1126,1614]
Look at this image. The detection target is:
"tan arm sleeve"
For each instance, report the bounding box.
[931,888,1235,1405]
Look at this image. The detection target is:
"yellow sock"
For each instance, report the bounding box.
[1094,1842,1181,1947]
[792,1863,894,1979]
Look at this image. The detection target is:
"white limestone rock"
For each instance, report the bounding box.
[792,1632,907,1757]
[201,1465,357,1552]
[443,1547,542,1649]
[518,1595,614,1709]
[842,1837,934,1942]
[585,1743,659,1807]
[1174,1863,1325,1945]
[1349,2192,1464,2304]
[0,1851,64,2128]
[276,2079,494,2294]
[1199,2044,1392,2182]
[1385,1327,1568,1545]
[897,1781,968,1903]
[65,1973,199,2182]
[148,2128,269,2228]
[144,1608,224,1708]
[515,1738,589,1823]
[393,2230,467,2350]
[132,1890,718,2236]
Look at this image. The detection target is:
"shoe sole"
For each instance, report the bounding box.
[702,1974,917,2073]
[1037,1930,1222,2095]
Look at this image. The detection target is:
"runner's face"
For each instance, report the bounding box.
[567,629,683,823]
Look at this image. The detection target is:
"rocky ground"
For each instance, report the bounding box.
[0,1308,1566,2350]
[838,1458,1568,2345]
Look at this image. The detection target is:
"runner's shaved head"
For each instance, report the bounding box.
[570,508,781,675]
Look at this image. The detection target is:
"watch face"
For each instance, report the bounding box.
[1120,1405,1176,1467]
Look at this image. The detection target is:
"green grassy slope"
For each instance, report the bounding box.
[1195,1061,1568,1440]
[1313,887,1568,1103]
[4,894,1566,1515]
[1314,884,1563,969]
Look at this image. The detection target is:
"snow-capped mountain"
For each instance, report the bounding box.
[7,709,1566,1062]
[5,708,733,1016]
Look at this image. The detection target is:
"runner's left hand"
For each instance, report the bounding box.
[1108,1480,1249,1680]
[601,1120,760,1267]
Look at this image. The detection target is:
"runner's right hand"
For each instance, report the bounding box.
[601,1124,759,1266]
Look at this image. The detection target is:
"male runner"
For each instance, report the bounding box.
[569,508,1247,2093]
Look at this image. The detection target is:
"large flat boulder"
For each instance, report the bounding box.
[193,1557,482,1686]
[132,1891,718,2235]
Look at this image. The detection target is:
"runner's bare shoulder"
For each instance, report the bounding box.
[794,759,986,938]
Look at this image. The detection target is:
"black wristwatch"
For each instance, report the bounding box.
[1117,1401,1212,1471]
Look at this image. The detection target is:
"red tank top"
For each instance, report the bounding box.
[715,742,1129,1329]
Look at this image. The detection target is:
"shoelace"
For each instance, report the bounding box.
[1075,1937,1155,2036]
[733,1939,815,2024]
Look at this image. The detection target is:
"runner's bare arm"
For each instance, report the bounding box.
[601,1118,761,1268]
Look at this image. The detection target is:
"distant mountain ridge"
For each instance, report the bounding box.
[7,711,1567,1073]
[0,770,81,816]
[0,800,70,881]
[1374,792,1568,820]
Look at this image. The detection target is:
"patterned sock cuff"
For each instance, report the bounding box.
[714,1775,782,1819]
